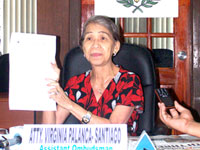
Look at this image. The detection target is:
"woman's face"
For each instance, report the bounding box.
[82,23,120,67]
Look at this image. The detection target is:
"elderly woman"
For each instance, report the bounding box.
[43,15,144,136]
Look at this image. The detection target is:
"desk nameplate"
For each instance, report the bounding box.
[22,124,127,150]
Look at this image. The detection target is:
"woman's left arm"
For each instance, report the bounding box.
[52,93,134,124]
[109,105,135,123]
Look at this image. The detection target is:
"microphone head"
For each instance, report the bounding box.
[14,134,22,145]
[0,134,22,148]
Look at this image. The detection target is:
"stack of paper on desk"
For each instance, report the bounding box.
[128,134,200,150]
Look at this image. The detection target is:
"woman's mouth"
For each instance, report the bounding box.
[91,53,102,57]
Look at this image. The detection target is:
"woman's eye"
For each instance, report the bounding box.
[86,37,91,40]
[101,36,106,40]
[84,36,92,41]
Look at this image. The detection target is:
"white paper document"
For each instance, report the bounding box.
[9,32,57,111]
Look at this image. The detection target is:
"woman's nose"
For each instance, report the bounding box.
[92,39,100,48]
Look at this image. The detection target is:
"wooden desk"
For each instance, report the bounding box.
[0,93,34,129]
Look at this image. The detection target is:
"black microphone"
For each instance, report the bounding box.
[0,134,22,148]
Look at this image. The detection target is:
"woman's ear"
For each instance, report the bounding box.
[113,41,121,55]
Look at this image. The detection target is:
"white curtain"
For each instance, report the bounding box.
[0,0,3,55]
[152,18,173,50]
[123,18,174,51]
[1,0,37,54]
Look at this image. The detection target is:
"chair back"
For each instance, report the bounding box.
[61,43,156,135]
[0,54,9,92]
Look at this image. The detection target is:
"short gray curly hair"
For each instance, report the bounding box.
[80,15,120,46]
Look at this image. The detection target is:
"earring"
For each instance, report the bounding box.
[113,52,116,56]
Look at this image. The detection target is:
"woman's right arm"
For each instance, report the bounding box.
[42,111,56,124]
[42,106,70,124]
[42,61,71,124]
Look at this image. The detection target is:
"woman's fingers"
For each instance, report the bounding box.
[158,102,175,125]
[51,62,60,73]
[46,78,60,86]
[46,77,62,97]
[50,62,60,82]
[158,103,168,120]
[48,87,58,94]
[174,101,194,121]
[174,101,186,112]
[169,108,179,119]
